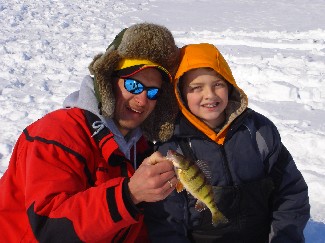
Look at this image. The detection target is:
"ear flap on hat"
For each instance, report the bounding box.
[88,50,121,117]
[141,80,179,142]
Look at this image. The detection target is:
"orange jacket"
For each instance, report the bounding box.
[0,108,151,242]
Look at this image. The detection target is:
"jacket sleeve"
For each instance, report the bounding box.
[269,142,310,243]
[22,129,141,242]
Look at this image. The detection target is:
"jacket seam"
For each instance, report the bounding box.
[23,128,94,186]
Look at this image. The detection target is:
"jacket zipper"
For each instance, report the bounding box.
[219,145,234,186]
[221,108,252,186]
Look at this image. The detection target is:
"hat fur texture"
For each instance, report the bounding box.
[88,23,180,142]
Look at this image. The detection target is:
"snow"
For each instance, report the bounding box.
[0,0,324,241]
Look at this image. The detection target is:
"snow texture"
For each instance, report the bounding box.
[0,0,324,241]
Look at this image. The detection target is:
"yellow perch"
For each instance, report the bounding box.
[166,150,228,226]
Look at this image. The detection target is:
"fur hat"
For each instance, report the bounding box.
[88,23,180,142]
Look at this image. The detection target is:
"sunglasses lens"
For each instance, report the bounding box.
[124,78,160,100]
[147,89,159,100]
[124,79,143,94]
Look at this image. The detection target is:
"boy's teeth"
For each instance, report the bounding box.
[204,104,217,107]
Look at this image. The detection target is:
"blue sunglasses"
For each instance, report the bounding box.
[123,78,161,100]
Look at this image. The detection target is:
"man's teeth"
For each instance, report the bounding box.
[130,107,142,113]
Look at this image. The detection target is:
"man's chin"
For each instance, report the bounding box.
[117,121,143,136]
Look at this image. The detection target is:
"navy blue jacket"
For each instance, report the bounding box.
[145,109,310,243]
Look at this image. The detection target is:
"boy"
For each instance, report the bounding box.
[145,43,310,243]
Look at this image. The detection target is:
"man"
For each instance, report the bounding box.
[0,23,180,242]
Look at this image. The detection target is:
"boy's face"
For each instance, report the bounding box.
[181,68,229,129]
[113,68,162,136]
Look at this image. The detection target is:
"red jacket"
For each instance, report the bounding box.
[0,108,152,242]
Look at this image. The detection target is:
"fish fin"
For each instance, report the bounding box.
[211,186,223,203]
[195,160,212,183]
[176,181,184,193]
[195,200,207,212]
[212,210,229,227]
[210,186,228,226]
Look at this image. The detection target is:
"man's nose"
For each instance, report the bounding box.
[134,91,149,106]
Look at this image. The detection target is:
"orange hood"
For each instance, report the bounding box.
[173,43,248,145]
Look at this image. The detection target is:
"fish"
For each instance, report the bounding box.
[166,150,228,226]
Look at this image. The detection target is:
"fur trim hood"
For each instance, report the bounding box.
[174,43,248,145]
[88,23,180,142]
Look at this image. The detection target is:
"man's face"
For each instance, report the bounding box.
[113,68,163,136]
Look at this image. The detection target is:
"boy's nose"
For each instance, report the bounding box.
[205,87,216,98]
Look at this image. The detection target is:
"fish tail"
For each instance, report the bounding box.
[212,210,228,227]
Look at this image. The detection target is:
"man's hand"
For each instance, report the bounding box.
[128,151,177,204]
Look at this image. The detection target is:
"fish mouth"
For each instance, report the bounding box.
[166,150,176,161]
[166,150,181,168]
[167,150,176,156]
